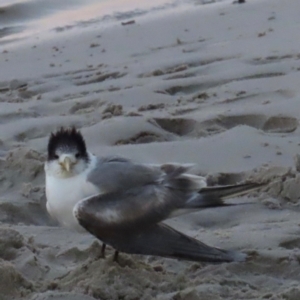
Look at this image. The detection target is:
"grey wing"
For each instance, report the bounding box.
[86,157,206,221]
[74,194,246,262]
[111,224,247,263]
[78,164,221,231]
[87,156,207,194]
[74,184,184,231]
[86,156,264,217]
[74,177,263,262]
[87,156,161,193]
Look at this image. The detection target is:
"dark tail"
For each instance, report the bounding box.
[186,182,265,208]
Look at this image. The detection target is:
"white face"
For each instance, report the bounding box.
[45,150,89,178]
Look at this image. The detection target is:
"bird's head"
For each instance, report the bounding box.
[45,127,90,178]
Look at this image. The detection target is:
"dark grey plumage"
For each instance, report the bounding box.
[73,157,264,263]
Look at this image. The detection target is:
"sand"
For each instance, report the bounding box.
[1,0,300,299]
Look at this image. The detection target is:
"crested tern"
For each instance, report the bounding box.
[45,127,263,263]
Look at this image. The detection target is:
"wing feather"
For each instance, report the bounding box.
[75,199,246,263]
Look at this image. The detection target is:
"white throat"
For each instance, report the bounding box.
[45,152,99,232]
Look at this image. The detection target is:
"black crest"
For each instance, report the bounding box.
[47,127,88,161]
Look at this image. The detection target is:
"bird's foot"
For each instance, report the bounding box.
[113,250,119,263]
[100,243,106,258]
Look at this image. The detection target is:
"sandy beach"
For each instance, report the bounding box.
[1,0,300,299]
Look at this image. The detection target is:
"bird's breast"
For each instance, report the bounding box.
[45,174,100,232]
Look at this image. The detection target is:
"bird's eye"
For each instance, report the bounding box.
[75,153,80,158]
[54,154,59,159]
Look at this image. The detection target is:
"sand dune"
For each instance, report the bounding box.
[1,0,300,299]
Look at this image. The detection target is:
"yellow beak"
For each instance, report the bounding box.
[62,156,71,172]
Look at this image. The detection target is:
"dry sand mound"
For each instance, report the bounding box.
[1,0,300,299]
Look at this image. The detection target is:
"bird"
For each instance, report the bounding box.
[45,127,264,263]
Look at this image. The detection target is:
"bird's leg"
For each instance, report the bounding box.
[101,243,106,258]
[113,250,119,262]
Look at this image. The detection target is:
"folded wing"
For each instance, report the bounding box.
[73,184,255,263]
[78,157,265,262]
[76,206,246,262]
